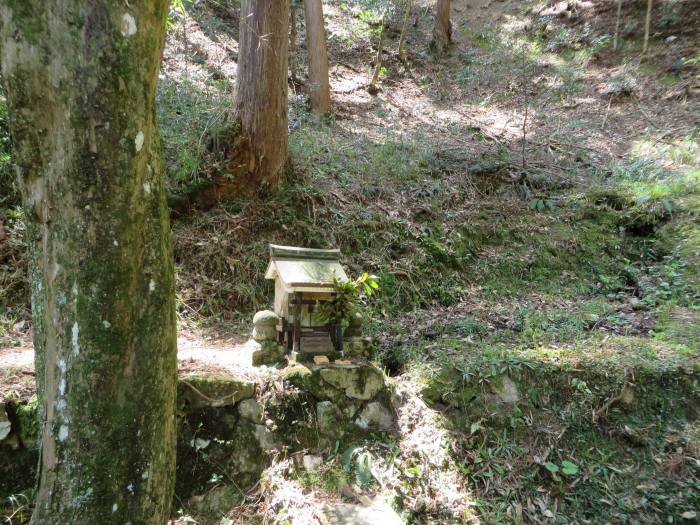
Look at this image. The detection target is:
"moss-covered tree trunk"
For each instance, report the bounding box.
[303,0,331,115]
[236,0,289,193]
[433,0,452,56]
[0,2,177,524]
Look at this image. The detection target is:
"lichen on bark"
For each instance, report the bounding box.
[0,1,177,523]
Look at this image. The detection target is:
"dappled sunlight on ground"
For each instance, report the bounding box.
[1,0,698,522]
[0,331,268,401]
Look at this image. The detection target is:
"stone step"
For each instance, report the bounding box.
[319,499,404,525]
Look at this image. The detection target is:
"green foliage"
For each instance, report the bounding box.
[409,325,699,522]
[544,460,578,477]
[456,66,479,85]
[156,77,232,198]
[342,445,375,487]
[15,396,38,441]
[0,491,34,525]
[683,50,700,78]
[318,274,379,327]
[166,0,188,31]
[0,206,28,336]
[528,198,555,212]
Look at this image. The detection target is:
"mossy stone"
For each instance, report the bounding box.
[285,364,345,402]
[15,396,39,445]
[285,362,386,402]
[355,401,394,431]
[228,420,270,482]
[488,375,520,404]
[252,310,280,341]
[319,364,385,400]
[316,400,344,433]
[178,375,255,411]
[253,310,279,326]
[187,485,241,518]
[421,368,479,408]
[238,398,263,423]
[252,340,286,366]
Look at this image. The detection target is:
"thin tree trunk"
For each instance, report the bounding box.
[433,0,452,56]
[613,0,623,51]
[303,0,332,114]
[236,0,289,192]
[369,21,386,91]
[642,0,652,55]
[0,1,177,524]
[399,0,413,63]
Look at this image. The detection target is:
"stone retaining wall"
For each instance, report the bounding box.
[1,360,394,516]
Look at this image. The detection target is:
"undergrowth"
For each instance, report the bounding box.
[172,117,700,332]
[0,0,699,522]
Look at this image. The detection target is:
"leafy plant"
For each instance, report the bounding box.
[529,198,555,212]
[561,461,579,475]
[318,273,379,328]
[544,460,579,480]
[166,0,187,30]
[342,445,374,487]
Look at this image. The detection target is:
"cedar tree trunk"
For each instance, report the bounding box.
[236,0,289,192]
[303,0,331,114]
[0,1,177,524]
[290,3,300,83]
[433,0,452,56]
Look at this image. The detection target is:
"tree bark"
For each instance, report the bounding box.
[236,0,289,192]
[642,0,653,55]
[613,0,623,51]
[369,21,386,92]
[433,0,452,56]
[0,2,177,524]
[290,3,300,84]
[399,0,413,63]
[303,0,331,114]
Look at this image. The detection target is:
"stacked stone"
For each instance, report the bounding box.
[251,310,286,366]
[342,312,374,359]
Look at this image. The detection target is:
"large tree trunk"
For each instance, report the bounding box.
[303,0,331,114]
[433,0,452,56]
[0,2,177,524]
[236,0,289,193]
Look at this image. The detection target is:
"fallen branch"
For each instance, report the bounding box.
[592,383,633,423]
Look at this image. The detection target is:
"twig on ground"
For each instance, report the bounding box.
[601,95,614,131]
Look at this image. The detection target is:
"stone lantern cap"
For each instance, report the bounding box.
[264,244,348,293]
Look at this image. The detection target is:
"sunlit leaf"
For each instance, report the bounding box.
[544,462,559,473]
[561,461,579,475]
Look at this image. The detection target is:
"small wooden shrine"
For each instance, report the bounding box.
[265,244,348,357]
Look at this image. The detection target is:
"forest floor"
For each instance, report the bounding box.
[1,0,699,523]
